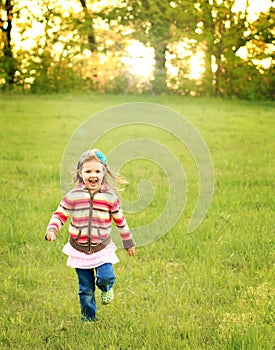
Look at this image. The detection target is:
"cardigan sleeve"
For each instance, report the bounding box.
[109,196,135,249]
[46,195,72,235]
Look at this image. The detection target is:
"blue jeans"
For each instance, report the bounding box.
[75,263,116,321]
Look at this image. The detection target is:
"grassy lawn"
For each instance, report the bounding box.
[0,93,274,349]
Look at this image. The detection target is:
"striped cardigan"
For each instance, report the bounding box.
[46,183,135,249]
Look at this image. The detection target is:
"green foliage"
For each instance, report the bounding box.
[0,94,274,349]
[0,1,274,98]
[29,64,88,94]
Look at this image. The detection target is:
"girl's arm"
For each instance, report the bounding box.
[45,196,72,241]
[110,197,135,255]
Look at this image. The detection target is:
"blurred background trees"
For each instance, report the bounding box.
[0,0,274,99]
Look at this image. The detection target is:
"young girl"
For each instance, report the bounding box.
[45,149,135,322]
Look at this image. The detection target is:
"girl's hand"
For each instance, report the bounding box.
[126,247,135,256]
[45,232,57,241]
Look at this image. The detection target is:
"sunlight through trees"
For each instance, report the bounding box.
[0,0,274,98]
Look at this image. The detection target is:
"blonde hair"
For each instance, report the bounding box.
[73,149,127,191]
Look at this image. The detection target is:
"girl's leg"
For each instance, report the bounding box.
[75,268,97,321]
[96,263,116,292]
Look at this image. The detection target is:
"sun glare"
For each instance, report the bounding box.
[233,0,273,21]
[189,51,205,79]
[121,41,155,79]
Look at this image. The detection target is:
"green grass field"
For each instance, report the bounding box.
[0,94,274,349]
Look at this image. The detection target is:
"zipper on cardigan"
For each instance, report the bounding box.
[87,192,94,253]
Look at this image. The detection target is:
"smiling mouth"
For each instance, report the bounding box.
[89,178,98,185]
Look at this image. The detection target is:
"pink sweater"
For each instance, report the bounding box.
[46,183,135,249]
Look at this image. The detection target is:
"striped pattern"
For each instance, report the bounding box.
[46,183,135,249]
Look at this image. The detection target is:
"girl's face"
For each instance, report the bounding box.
[80,159,105,192]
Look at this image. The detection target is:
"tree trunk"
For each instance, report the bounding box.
[0,0,16,87]
[152,43,167,93]
[79,0,96,52]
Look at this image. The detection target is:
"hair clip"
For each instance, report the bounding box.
[95,150,107,164]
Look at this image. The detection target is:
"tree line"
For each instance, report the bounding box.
[0,0,274,99]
